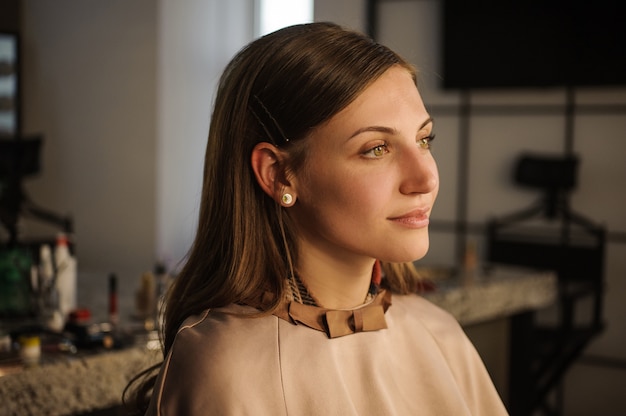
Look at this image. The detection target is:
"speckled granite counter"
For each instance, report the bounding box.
[425,266,557,326]
[0,266,556,416]
[0,346,160,416]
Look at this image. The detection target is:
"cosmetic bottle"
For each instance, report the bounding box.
[135,271,156,330]
[37,244,63,331]
[108,273,119,326]
[55,233,77,323]
[18,335,41,366]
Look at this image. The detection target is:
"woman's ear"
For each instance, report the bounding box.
[251,142,293,203]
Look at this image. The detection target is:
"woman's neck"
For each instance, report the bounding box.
[295,250,376,310]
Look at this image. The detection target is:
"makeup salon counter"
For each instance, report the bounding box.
[424,266,557,326]
[0,266,556,416]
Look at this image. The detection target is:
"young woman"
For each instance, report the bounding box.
[128,22,508,415]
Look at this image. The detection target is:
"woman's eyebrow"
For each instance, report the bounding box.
[348,125,398,140]
[419,117,434,131]
[348,116,434,140]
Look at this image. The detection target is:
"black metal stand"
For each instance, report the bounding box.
[487,194,605,416]
[1,136,73,246]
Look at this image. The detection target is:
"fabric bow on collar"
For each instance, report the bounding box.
[273,290,392,338]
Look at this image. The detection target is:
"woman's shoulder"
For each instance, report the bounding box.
[387,293,509,414]
[172,304,278,359]
[165,305,277,372]
[387,293,477,360]
[147,305,286,415]
[390,292,462,334]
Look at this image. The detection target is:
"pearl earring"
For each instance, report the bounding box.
[281,193,293,205]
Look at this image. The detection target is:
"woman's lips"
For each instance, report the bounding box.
[389,209,430,229]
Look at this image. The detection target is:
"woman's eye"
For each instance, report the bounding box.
[363,144,388,158]
[418,134,436,150]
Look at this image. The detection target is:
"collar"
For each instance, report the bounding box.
[272,289,392,338]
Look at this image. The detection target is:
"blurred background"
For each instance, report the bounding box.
[1,0,624,415]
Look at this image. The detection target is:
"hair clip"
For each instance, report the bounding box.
[250,95,290,145]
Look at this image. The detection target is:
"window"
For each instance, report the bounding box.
[255,0,314,37]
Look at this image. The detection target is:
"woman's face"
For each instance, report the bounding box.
[289,66,439,265]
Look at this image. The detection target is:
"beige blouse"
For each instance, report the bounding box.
[146,292,509,415]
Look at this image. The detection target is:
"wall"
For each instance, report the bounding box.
[155,0,254,273]
[19,0,255,317]
[21,0,158,315]
[314,0,365,31]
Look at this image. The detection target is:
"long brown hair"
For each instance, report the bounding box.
[125,22,421,413]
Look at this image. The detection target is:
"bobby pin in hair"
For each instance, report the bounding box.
[250,95,290,145]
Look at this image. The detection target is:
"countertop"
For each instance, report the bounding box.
[0,266,556,416]
[0,346,160,416]
[424,266,557,326]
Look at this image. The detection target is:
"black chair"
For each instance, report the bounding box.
[486,153,606,416]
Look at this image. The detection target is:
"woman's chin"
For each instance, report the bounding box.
[379,242,430,264]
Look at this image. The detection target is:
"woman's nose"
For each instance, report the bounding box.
[398,147,439,195]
